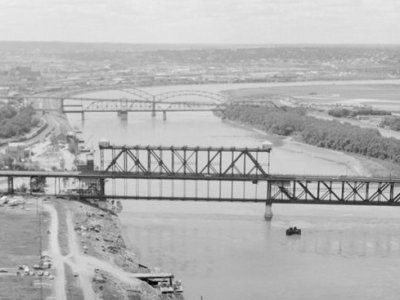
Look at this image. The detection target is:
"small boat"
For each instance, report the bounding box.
[286,227,301,236]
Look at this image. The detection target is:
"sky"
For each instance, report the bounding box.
[0,0,399,44]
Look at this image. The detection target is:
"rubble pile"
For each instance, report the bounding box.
[72,203,140,273]
[0,195,26,208]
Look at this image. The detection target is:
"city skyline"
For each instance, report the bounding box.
[0,0,399,44]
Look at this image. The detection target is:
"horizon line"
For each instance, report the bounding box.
[0,40,400,47]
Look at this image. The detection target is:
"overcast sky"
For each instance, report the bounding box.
[0,0,399,44]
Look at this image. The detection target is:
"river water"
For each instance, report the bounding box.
[67,83,400,300]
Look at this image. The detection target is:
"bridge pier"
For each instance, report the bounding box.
[81,112,85,122]
[152,96,156,117]
[264,181,273,220]
[163,111,167,121]
[120,111,128,121]
[99,178,105,200]
[7,176,14,194]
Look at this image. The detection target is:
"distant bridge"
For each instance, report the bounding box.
[4,86,278,120]
[60,89,228,120]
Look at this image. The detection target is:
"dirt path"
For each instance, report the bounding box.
[44,204,67,300]
[64,208,142,287]
[45,202,143,300]
[64,209,96,300]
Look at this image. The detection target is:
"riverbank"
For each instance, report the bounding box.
[47,197,184,300]
[0,120,184,298]
[222,117,396,177]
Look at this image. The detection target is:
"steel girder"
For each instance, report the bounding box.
[270,179,400,205]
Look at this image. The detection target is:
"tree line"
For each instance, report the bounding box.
[327,107,390,118]
[0,104,40,138]
[223,105,400,163]
[380,116,400,131]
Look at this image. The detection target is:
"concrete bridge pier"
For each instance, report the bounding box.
[120,111,128,121]
[81,112,85,122]
[163,111,167,121]
[7,176,14,194]
[99,178,105,200]
[151,96,156,118]
[60,98,64,113]
[264,181,273,220]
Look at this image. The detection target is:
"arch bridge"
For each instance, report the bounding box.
[27,87,231,120]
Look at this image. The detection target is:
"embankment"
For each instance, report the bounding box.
[55,198,184,300]
[221,106,397,177]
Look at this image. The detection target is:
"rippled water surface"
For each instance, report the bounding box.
[68,87,400,300]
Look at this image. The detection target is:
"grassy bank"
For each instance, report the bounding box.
[222,105,400,166]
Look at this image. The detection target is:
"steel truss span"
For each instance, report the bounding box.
[2,171,400,205]
[62,98,224,113]
[100,145,271,179]
[270,178,400,205]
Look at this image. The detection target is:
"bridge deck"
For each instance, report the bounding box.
[0,170,398,183]
[2,170,400,205]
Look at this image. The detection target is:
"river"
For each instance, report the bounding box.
[67,83,400,300]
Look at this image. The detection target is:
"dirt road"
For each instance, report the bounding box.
[45,202,142,300]
[44,204,67,300]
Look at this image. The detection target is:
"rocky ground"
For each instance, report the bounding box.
[53,198,185,300]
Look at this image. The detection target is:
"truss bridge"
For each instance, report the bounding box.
[2,144,400,219]
[10,87,279,121]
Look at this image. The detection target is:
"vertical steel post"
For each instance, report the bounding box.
[219,150,222,175]
[147,147,151,172]
[195,149,198,174]
[183,148,187,175]
[207,149,210,174]
[100,147,104,171]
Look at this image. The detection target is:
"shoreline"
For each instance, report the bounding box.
[0,107,184,298]
[221,118,392,177]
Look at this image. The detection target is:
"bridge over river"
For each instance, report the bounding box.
[1,145,400,219]
[2,86,277,121]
